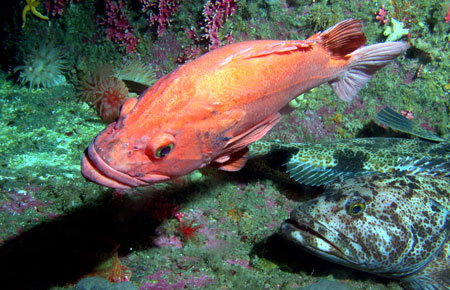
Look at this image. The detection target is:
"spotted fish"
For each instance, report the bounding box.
[281,172,450,289]
[247,107,450,186]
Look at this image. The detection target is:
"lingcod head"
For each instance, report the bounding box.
[281,173,450,286]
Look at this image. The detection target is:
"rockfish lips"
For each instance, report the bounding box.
[81,19,408,189]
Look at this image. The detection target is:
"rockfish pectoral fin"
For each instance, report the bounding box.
[330,42,409,101]
[212,112,281,171]
[223,112,281,152]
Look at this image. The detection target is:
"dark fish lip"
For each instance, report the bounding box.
[281,218,302,232]
[282,218,324,240]
[282,217,353,263]
[81,141,154,188]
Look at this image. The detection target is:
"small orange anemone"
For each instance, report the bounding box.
[78,65,129,122]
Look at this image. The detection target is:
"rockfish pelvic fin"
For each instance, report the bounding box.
[330,41,409,101]
[211,147,249,172]
[212,112,281,171]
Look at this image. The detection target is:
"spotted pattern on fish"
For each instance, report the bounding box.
[247,138,450,186]
[281,172,450,289]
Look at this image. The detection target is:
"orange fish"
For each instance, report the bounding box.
[81,19,408,188]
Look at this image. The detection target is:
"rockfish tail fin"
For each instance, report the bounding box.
[330,41,409,101]
[317,19,408,102]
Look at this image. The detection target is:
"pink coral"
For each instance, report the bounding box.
[140,0,182,36]
[101,0,139,53]
[142,269,214,289]
[375,5,389,25]
[226,258,253,270]
[0,187,51,215]
[401,109,414,120]
[445,4,450,23]
[202,0,237,49]
[44,0,70,17]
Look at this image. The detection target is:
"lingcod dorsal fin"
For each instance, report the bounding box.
[285,156,376,187]
[396,155,450,177]
[377,106,446,142]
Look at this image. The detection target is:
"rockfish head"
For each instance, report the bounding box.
[281,173,450,279]
[81,94,220,189]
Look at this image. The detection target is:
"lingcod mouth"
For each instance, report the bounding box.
[282,218,331,243]
[81,141,170,189]
[281,218,348,259]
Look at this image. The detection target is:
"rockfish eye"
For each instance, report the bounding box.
[346,197,366,216]
[146,133,176,159]
[156,143,174,158]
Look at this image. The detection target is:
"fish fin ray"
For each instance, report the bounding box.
[329,42,409,101]
[211,148,249,171]
[317,18,366,56]
[122,79,150,95]
[219,42,312,65]
[211,113,280,171]
[224,113,281,152]
[285,159,374,186]
[396,156,450,176]
[377,106,446,142]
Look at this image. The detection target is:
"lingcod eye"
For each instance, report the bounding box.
[155,143,174,158]
[346,198,366,216]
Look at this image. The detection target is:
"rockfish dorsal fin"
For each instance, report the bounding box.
[318,18,366,56]
[219,41,313,66]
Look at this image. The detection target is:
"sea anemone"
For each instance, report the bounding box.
[78,65,129,123]
[78,61,156,122]
[14,44,67,88]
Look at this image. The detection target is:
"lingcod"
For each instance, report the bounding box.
[281,172,450,289]
[247,107,450,186]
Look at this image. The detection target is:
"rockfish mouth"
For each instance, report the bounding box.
[81,138,170,189]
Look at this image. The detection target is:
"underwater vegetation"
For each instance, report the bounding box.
[0,0,449,289]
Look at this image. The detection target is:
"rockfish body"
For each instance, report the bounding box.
[81,19,408,188]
